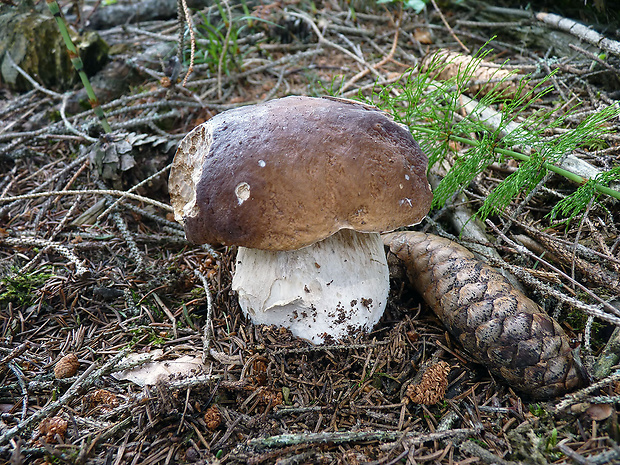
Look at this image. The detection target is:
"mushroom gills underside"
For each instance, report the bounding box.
[232,229,389,344]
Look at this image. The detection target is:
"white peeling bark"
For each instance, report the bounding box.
[232,229,389,344]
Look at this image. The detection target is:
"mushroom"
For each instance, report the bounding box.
[169,96,432,343]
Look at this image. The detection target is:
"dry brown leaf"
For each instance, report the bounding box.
[112,350,204,386]
[414,28,433,45]
[585,403,614,421]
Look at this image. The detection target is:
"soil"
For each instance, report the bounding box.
[1,0,620,464]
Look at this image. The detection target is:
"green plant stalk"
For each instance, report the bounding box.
[361,48,620,221]
[46,0,112,133]
[410,125,620,201]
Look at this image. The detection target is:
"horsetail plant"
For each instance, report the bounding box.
[361,50,620,225]
[46,0,112,133]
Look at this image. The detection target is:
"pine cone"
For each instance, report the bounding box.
[204,405,222,430]
[89,389,119,409]
[407,361,451,405]
[54,353,79,379]
[38,417,68,443]
[385,232,586,399]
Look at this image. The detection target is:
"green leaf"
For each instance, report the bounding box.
[404,0,427,12]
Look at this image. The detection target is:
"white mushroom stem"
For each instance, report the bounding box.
[231,229,389,344]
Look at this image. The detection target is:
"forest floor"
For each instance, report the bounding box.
[1,0,620,464]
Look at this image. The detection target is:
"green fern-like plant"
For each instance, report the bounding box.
[359,49,620,223]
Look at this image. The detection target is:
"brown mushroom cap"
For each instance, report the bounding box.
[169,96,432,250]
